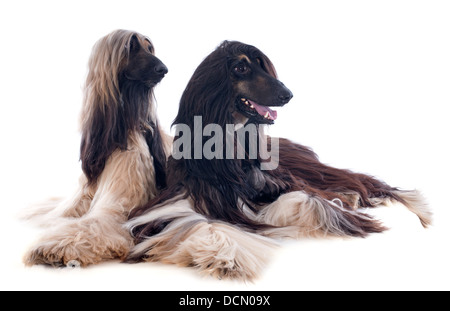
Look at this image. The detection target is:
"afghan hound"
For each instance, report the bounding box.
[126,41,432,280]
[23,29,171,267]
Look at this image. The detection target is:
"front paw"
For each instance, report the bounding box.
[23,229,106,267]
[24,217,134,267]
[24,243,80,267]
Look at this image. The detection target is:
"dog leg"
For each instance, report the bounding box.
[23,194,137,268]
[24,134,156,267]
[255,191,386,239]
[126,198,277,281]
[19,175,94,228]
[23,212,132,267]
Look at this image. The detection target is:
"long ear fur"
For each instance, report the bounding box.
[173,42,233,127]
[144,120,167,190]
[80,30,130,184]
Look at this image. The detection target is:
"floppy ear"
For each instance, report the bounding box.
[168,42,269,229]
[128,34,141,55]
[258,53,277,78]
[79,31,141,185]
[144,121,167,190]
[80,93,128,184]
[173,47,233,128]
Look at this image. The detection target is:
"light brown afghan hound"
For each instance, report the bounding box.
[23,29,171,267]
[126,41,432,281]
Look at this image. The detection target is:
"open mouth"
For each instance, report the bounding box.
[237,98,278,124]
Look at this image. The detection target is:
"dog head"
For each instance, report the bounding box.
[174,41,292,128]
[229,46,293,125]
[121,34,168,88]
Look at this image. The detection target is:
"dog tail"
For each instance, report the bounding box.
[277,138,432,228]
[18,197,64,226]
[389,189,432,228]
[19,187,92,228]
[343,176,433,228]
[338,185,433,228]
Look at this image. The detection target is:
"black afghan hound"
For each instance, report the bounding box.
[126,41,432,280]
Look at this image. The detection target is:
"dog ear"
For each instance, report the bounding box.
[80,96,128,185]
[259,54,277,78]
[128,35,141,55]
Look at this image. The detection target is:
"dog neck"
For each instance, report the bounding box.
[120,81,167,190]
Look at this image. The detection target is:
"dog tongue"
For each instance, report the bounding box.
[248,100,277,120]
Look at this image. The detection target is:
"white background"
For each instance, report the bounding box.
[1,0,449,291]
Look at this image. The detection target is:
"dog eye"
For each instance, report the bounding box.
[234,64,249,75]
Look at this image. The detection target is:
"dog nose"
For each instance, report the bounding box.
[279,90,293,102]
[155,63,168,75]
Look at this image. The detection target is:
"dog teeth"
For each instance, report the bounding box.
[240,98,255,109]
[264,112,270,119]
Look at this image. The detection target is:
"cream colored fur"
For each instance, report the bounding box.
[127,198,277,281]
[127,188,431,281]
[23,131,171,267]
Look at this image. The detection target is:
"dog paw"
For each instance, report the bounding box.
[203,258,256,281]
[23,240,96,267]
[24,217,134,268]
[186,223,272,281]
